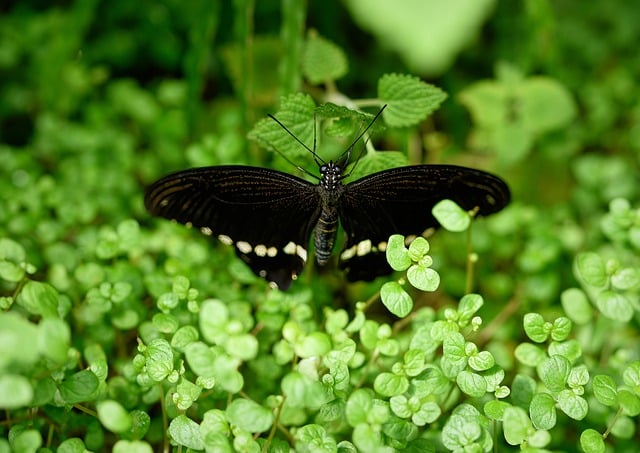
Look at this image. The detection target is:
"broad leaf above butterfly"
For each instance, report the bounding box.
[144,104,510,289]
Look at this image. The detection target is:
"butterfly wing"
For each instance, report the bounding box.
[338,164,510,281]
[144,166,321,289]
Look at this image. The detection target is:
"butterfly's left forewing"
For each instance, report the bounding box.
[338,164,510,281]
[144,166,321,289]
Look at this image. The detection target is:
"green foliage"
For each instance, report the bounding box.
[1,1,640,452]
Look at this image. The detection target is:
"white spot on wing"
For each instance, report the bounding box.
[218,234,233,245]
[267,247,278,257]
[296,245,307,263]
[201,227,213,236]
[284,241,296,255]
[378,241,387,252]
[236,241,252,254]
[255,244,267,257]
[340,245,356,261]
[356,239,372,256]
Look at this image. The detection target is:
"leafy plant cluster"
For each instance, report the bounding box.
[1,1,640,452]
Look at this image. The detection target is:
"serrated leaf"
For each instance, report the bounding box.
[346,150,408,182]
[247,93,316,159]
[302,33,348,84]
[378,73,447,127]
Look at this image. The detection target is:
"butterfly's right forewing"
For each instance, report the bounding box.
[144,166,321,289]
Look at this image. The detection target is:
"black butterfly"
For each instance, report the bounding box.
[145,108,510,290]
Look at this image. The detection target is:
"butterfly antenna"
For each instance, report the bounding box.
[338,105,387,175]
[268,114,326,166]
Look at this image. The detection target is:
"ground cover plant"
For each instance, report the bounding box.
[1,1,639,452]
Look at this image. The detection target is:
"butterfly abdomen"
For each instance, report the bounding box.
[314,207,339,265]
[314,161,345,266]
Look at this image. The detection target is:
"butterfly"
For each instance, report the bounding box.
[144,106,510,290]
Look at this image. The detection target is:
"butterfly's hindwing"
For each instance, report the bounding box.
[337,164,510,281]
[144,166,322,289]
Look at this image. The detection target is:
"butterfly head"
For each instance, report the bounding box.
[319,161,345,191]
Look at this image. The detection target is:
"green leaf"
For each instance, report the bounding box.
[346,150,408,182]
[0,313,39,369]
[281,371,328,409]
[567,365,589,387]
[144,338,174,382]
[295,424,337,452]
[433,199,471,232]
[556,389,588,420]
[484,400,511,421]
[168,415,204,450]
[592,375,617,406]
[514,343,546,367]
[17,280,59,318]
[611,267,640,290]
[294,332,331,358]
[574,252,608,288]
[0,238,28,282]
[10,429,42,453]
[345,389,374,426]
[595,291,634,321]
[617,389,640,417]
[413,401,441,426]
[523,313,550,343]
[385,234,411,271]
[248,93,316,159]
[512,374,536,408]
[529,393,556,430]
[59,370,99,404]
[97,400,133,433]
[38,318,70,364]
[580,429,605,453]
[457,294,484,320]
[0,374,33,409]
[441,413,482,450]
[378,73,447,127]
[199,299,229,344]
[550,317,572,341]
[380,282,413,317]
[502,406,533,446]
[560,288,593,325]
[184,341,216,378]
[302,33,348,84]
[113,440,154,453]
[374,372,409,397]
[456,371,487,398]
[467,350,495,371]
[171,326,199,352]
[226,399,273,433]
[441,333,467,379]
[538,356,570,393]
[548,339,582,363]
[407,265,440,292]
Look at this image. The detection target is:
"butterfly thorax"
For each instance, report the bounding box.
[314,162,346,265]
